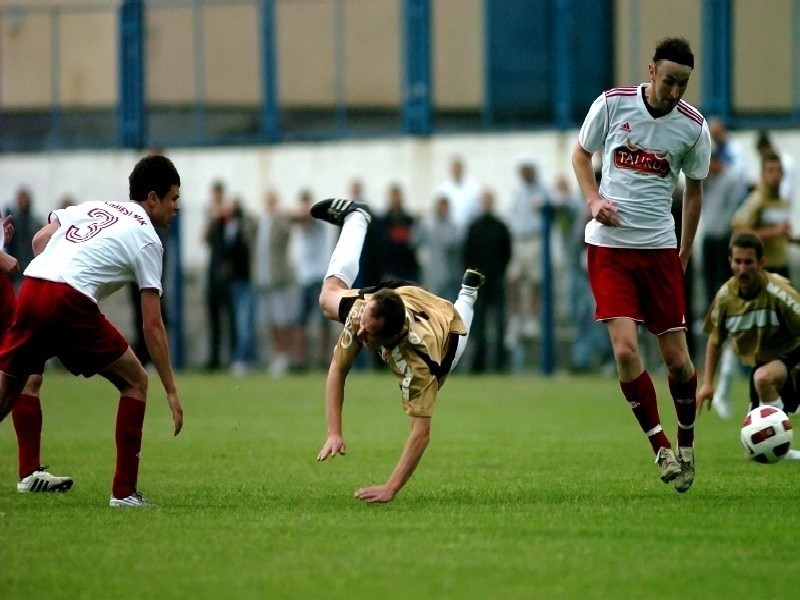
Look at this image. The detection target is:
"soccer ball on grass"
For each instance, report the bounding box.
[740,405,794,464]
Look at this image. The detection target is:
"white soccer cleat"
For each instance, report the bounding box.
[673,447,695,493]
[17,467,73,493]
[109,491,153,508]
[655,447,681,483]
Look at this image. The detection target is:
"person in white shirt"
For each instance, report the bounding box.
[438,156,482,234]
[571,37,712,493]
[0,154,184,508]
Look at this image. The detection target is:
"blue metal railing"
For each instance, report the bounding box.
[0,0,798,151]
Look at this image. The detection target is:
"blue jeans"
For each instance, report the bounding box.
[229,280,257,364]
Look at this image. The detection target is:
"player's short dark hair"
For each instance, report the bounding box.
[371,289,406,340]
[652,37,694,69]
[129,155,181,202]
[730,231,764,260]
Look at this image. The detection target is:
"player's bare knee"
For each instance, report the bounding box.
[752,368,776,395]
[320,277,347,320]
[22,374,43,396]
[612,342,639,366]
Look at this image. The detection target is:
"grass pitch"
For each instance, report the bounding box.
[1,370,798,599]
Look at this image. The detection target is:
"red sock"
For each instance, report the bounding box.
[620,371,670,454]
[12,394,42,479]
[669,372,697,448]
[113,396,146,499]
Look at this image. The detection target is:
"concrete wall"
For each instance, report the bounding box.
[1,0,795,111]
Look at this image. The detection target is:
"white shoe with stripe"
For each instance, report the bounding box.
[17,467,74,493]
[109,491,153,508]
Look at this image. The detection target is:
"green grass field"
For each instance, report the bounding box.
[1,370,798,599]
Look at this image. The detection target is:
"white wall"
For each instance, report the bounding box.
[0,129,797,271]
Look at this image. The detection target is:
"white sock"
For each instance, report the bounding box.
[714,344,737,403]
[452,285,478,368]
[761,396,785,411]
[783,448,800,461]
[324,212,368,288]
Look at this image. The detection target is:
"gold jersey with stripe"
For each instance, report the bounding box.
[704,271,800,366]
[333,285,467,418]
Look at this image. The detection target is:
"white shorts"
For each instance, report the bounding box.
[257,287,294,327]
[507,238,542,282]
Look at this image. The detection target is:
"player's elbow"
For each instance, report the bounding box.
[31,230,50,256]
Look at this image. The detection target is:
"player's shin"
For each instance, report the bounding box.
[113,396,146,499]
[12,394,43,478]
[669,372,697,448]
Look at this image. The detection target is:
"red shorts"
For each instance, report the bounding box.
[0,274,16,333]
[0,278,129,378]
[587,245,687,335]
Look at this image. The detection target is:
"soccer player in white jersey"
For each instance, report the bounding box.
[0,209,74,494]
[0,155,184,508]
[310,198,484,503]
[571,37,712,493]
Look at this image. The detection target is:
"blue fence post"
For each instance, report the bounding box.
[540,201,555,376]
[260,0,280,142]
[402,0,431,135]
[553,0,572,131]
[701,0,732,120]
[118,0,145,149]
[49,7,63,148]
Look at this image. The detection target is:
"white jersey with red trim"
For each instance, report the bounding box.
[24,200,163,303]
[578,83,711,249]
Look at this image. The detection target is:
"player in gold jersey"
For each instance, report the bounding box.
[309,198,484,503]
[699,232,800,460]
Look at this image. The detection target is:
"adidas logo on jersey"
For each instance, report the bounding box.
[620,122,631,132]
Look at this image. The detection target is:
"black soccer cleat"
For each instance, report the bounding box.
[310,198,372,226]
[462,268,485,289]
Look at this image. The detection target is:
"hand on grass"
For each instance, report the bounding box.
[317,435,346,461]
[355,485,395,504]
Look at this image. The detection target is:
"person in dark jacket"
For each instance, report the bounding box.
[463,190,512,372]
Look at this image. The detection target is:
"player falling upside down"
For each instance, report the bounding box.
[311,198,484,503]
[0,154,184,507]
[571,37,712,492]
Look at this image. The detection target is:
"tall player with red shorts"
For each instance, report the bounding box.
[571,38,712,492]
[0,155,184,507]
[1,211,74,493]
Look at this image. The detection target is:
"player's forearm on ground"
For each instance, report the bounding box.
[571,146,601,203]
[324,359,347,435]
[385,417,431,494]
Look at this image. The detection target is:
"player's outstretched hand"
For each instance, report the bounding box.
[167,392,183,435]
[317,435,346,461]
[696,382,714,416]
[355,485,395,504]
